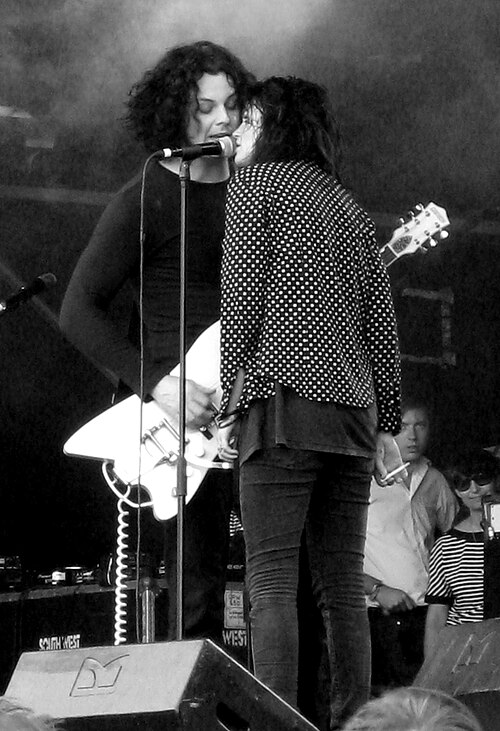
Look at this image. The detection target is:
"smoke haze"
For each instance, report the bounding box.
[0,0,499,207]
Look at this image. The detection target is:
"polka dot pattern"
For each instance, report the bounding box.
[220,160,401,433]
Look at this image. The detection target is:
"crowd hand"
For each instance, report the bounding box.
[376,586,417,615]
[374,430,408,486]
[151,374,216,430]
[217,420,240,463]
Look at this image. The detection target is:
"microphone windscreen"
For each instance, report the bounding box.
[218,136,236,158]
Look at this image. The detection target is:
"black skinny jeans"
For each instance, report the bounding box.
[240,446,373,729]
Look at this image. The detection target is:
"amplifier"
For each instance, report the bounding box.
[0,573,249,693]
[0,592,20,693]
[0,583,169,693]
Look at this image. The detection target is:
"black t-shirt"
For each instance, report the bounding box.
[60,162,227,395]
[239,383,377,465]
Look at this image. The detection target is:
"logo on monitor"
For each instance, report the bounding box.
[70,654,129,696]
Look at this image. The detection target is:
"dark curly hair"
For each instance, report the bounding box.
[248,76,343,178]
[126,40,254,152]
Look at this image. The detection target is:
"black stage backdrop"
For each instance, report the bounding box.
[0,0,499,570]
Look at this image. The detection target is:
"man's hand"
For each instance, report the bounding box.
[374,431,408,486]
[376,586,417,615]
[151,374,216,430]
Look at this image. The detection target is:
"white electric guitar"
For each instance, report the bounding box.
[63,202,449,521]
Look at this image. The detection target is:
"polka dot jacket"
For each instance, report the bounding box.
[220,160,401,433]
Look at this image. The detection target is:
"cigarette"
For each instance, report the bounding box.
[385,462,410,480]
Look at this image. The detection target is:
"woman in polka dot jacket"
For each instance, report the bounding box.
[217,76,402,729]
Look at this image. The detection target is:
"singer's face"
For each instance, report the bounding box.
[186,72,240,146]
[233,105,262,168]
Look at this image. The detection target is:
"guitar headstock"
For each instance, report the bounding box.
[384,202,450,261]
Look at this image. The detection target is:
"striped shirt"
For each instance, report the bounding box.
[425,529,484,625]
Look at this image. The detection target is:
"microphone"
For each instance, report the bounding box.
[155,135,236,161]
[0,272,57,314]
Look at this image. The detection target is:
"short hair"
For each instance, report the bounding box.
[399,396,431,423]
[0,697,60,731]
[247,76,343,177]
[126,40,254,151]
[341,687,483,731]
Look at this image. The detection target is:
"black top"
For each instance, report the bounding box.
[239,384,377,465]
[60,162,227,395]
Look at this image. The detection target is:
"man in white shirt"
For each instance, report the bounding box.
[363,398,458,691]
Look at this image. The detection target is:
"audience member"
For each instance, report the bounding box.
[341,686,483,731]
[363,397,458,690]
[0,697,59,731]
[424,447,500,658]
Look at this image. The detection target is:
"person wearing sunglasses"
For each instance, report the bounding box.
[423,447,500,659]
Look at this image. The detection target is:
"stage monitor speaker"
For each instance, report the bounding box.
[6,638,318,731]
[414,617,500,731]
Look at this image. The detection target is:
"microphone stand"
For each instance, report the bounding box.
[174,158,191,640]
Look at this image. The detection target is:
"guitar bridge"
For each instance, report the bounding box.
[143,428,179,466]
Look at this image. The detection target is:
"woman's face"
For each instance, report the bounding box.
[455,477,494,512]
[232,104,263,168]
[185,72,240,146]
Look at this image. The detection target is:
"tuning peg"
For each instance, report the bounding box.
[438,230,449,240]
[415,203,424,212]
[398,217,405,226]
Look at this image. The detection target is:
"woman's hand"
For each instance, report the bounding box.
[217,418,240,462]
[374,430,408,486]
[217,367,246,462]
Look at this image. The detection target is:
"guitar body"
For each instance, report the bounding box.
[64,204,449,520]
[63,321,227,522]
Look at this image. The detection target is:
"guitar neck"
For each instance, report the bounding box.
[378,202,450,269]
[380,243,398,269]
